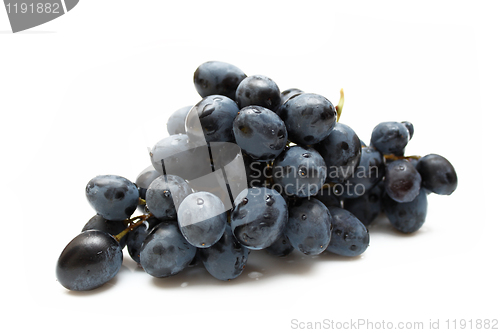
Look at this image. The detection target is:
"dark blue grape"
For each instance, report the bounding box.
[140,222,197,278]
[265,232,294,257]
[416,154,457,195]
[126,217,163,264]
[385,159,421,203]
[199,225,250,281]
[194,61,246,101]
[177,192,227,248]
[277,93,336,145]
[383,188,428,233]
[146,174,192,220]
[280,88,303,104]
[401,121,414,140]
[82,215,128,249]
[136,165,161,213]
[235,75,281,111]
[315,123,362,183]
[190,95,239,142]
[326,207,369,257]
[284,198,332,255]
[56,230,122,291]
[343,182,384,227]
[85,175,139,221]
[231,187,288,250]
[233,106,288,162]
[272,146,326,198]
[370,121,410,156]
[337,146,385,199]
[167,105,192,135]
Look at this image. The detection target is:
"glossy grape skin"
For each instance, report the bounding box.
[167,105,192,135]
[136,165,161,213]
[284,198,332,255]
[280,88,303,104]
[85,175,139,221]
[370,121,410,156]
[194,61,246,101]
[56,230,122,291]
[326,207,369,257]
[383,188,428,233]
[199,225,250,281]
[140,222,197,278]
[416,154,457,195]
[190,95,239,142]
[343,182,384,227]
[146,175,192,220]
[235,75,281,111]
[401,121,414,140]
[126,217,163,264]
[337,146,385,199]
[82,215,128,249]
[272,146,326,198]
[177,192,227,248]
[316,123,362,183]
[149,134,212,181]
[277,93,336,145]
[265,232,294,257]
[233,106,288,162]
[385,159,422,203]
[231,187,288,250]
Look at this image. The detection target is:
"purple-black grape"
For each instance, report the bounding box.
[277,93,336,145]
[416,154,457,195]
[370,121,410,156]
[126,217,163,264]
[272,145,326,198]
[194,61,246,101]
[82,214,128,249]
[235,75,281,111]
[383,188,428,233]
[56,230,122,291]
[146,174,192,221]
[190,95,239,142]
[85,175,139,221]
[326,207,369,257]
[401,121,414,140]
[280,88,303,105]
[384,159,421,203]
[233,106,288,162]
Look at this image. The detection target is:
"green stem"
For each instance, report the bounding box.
[335,88,344,122]
[114,213,152,242]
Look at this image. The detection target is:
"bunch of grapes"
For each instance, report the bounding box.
[56,61,458,291]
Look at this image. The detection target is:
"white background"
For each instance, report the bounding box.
[2,1,498,332]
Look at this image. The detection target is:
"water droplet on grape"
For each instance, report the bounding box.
[197,198,204,205]
[302,153,311,158]
[253,108,261,114]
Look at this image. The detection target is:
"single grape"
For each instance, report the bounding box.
[199,225,250,281]
[167,105,192,135]
[135,165,161,213]
[343,181,384,227]
[85,175,139,221]
[315,123,362,183]
[146,174,192,220]
[326,207,369,257]
[235,75,281,111]
[336,146,385,199]
[56,230,122,291]
[383,188,428,233]
[82,215,128,249]
[265,232,294,257]
[277,93,336,145]
[233,106,288,162]
[140,222,197,278]
[416,154,457,195]
[384,159,421,203]
[177,192,227,248]
[231,187,288,250]
[189,95,239,142]
[284,198,332,255]
[272,146,326,197]
[280,88,303,105]
[126,217,163,264]
[194,61,247,101]
[149,134,212,181]
[370,121,410,156]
